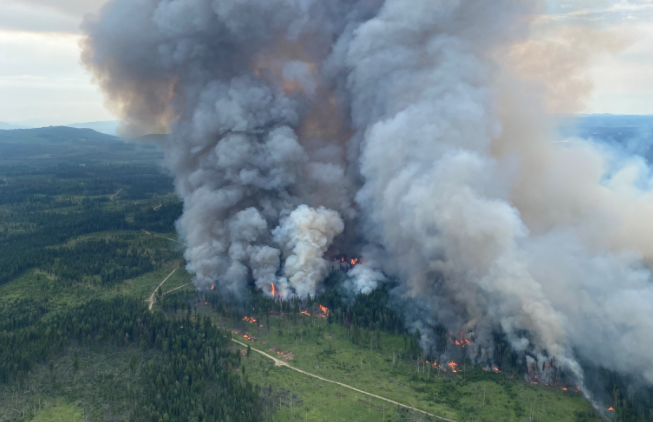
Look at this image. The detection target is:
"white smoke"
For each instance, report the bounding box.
[81,0,653,392]
[273,205,344,297]
[345,264,385,295]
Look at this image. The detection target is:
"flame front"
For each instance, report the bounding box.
[210,285,215,291]
[318,304,329,317]
[448,361,459,373]
[243,316,257,324]
[350,258,359,265]
[271,283,275,296]
[300,310,311,316]
[608,407,614,411]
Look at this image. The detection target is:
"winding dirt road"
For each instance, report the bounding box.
[147,266,179,310]
[231,338,458,422]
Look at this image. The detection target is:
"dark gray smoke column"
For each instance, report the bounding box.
[82,0,653,391]
[81,0,377,297]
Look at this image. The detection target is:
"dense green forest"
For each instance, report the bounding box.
[0,127,650,422]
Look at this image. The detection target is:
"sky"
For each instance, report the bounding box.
[0,0,651,126]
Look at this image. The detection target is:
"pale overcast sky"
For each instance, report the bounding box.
[0,0,651,126]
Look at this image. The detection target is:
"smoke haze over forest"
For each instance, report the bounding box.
[80,0,653,405]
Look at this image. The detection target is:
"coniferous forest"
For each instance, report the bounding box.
[1,128,651,422]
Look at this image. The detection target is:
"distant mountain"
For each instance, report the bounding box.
[0,122,29,130]
[0,126,119,144]
[67,121,121,136]
[0,125,162,166]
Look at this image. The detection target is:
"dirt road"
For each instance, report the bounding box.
[147,266,179,311]
[231,338,458,422]
[109,188,123,201]
[164,283,190,295]
[141,229,187,246]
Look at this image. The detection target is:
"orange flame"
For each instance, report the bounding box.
[300,310,311,316]
[447,361,458,373]
[350,258,359,265]
[243,316,257,324]
[210,285,215,291]
[608,407,614,411]
[561,388,568,391]
[492,366,501,373]
[271,283,276,296]
[318,304,329,317]
[341,257,344,262]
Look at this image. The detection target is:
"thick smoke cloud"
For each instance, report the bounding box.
[82,0,653,393]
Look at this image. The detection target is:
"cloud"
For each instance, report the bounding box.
[10,0,108,18]
[0,30,113,124]
[0,0,80,33]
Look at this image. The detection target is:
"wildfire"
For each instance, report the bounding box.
[492,366,501,373]
[300,310,311,316]
[350,258,359,265]
[243,334,251,340]
[271,283,276,296]
[318,304,330,317]
[448,361,459,373]
[608,407,614,411]
[561,388,568,391]
[210,285,215,291]
[243,316,257,324]
[451,332,471,348]
[431,361,439,368]
[341,257,345,262]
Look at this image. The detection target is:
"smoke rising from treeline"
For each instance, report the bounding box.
[82,0,653,392]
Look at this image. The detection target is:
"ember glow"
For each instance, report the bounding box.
[608,407,615,411]
[271,283,275,297]
[300,310,311,316]
[210,285,215,291]
[243,316,257,324]
[448,361,459,373]
[492,366,501,373]
[318,305,329,318]
[350,258,359,265]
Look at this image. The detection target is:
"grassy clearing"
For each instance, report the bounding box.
[210,307,593,422]
[0,227,186,311]
[119,261,191,300]
[29,403,83,422]
[0,269,115,312]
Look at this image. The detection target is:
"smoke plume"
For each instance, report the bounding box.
[82,0,653,392]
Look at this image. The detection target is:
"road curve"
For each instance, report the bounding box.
[231,338,458,422]
[147,266,179,311]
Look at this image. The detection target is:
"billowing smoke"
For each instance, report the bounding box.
[82,0,653,393]
[273,205,344,297]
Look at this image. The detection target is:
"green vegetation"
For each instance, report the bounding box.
[30,403,83,422]
[0,127,648,422]
[172,289,596,422]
